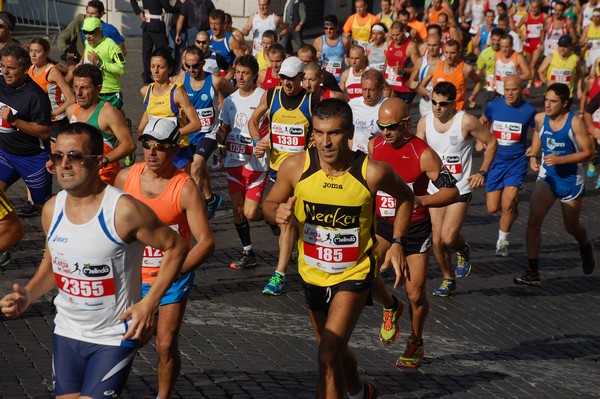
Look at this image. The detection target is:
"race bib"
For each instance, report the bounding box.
[384,65,402,87]
[0,102,18,131]
[142,224,179,268]
[303,223,359,273]
[226,138,253,155]
[527,23,543,38]
[53,255,116,310]
[442,153,463,178]
[590,39,600,51]
[376,191,396,218]
[550,68,571,83]
[492,120,522,145]
[323,61,342,79]
[545,39,558,54]
[197,107,215,133]
[271,122,305,153]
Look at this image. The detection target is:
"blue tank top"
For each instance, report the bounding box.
[183,72,218,145]
[209,31,235,65]
[320,35,346,83]
[540,112,580,178]
[479,24,495,51]
[483,98,536,159]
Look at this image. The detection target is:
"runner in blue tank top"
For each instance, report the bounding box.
[515,83,596,287]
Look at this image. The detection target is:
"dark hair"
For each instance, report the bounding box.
[553,1,566,10]
[398,9,410,18]
[323,15,339,27]
[546,83,570,103]
[496,2,508,11]
[262,29,277,41]
[30,38,60,65]
[437,12,449,21]
[490,27,506,37]
[267,43,286,57]
[500,34,514,45]
[73,64,103,86]
[209,9,226,22]
[0,12,17,31]
[433,81,457,101]
[224,13,232,25]
[0,44,31,69]
[151,47,176,71]
[361,68,385,88]
[313,98,354,132]
[484,9,495,16]
[498,13,510,23]
[181,45,204,61]
[390,20,407,31]
[427,24,442,36]
[87,0,105,14]
[298,43,317,59]
[58,122,104,156]
[444,39,461,51]
[236,54,259,78]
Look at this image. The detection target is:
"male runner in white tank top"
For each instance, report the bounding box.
[416,82,497,297]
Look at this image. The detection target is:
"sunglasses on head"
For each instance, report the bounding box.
[376,117,410,131]
[184,62,202,70]
[50,151,99,164]
[82,29,97,35]
[195,40,208,45]
[141,140,177,151]
[431,99,454,107]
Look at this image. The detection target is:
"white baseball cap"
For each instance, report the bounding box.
[278,56,304,78]
[139,118,181,144]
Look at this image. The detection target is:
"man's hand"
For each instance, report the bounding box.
[275,196,296,225]
[467,172,485,189]
[87,50,100,66]
[0,284,31,318]
[543,154,562,166]
[119,299,156,341]
[381,244,408,289]
[0,106,16,124]
[253,140,269,157]
[529,156,540,172]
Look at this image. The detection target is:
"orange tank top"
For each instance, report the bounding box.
[432,60,466,111]
[123,163,192,284]
[28,64,65,121]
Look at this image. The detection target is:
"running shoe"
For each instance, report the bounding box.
[580,241,595,275]
[432,278,456,296]
[262,272,286,295]
[362,381,378,399]
[17,201,38,218]
[230,251,257,270]
[513,268,542,287]
[523,87,531,97]
[0,244,20,268]
[533,77,542,88]
[455,243,472,278]
[588,163,597,178]
[205,194,223,220]
[395,336,424,369]
[379,296,403,345]
[495,239,510,257]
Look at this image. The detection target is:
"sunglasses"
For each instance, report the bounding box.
[50,151,99,164]
[184,62,202,70]
[141,140,177,151]
[82,29,97,35]
[376,117,410,131]
[431,99,454,107]
[195,40,208,45]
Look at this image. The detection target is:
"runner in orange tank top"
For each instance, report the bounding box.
[419,40,482,111]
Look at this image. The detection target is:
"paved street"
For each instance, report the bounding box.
[0,34,599,398]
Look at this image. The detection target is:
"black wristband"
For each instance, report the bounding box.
[392,237,408,246]
[478,170,487,179]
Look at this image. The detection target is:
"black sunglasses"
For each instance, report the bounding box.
[195,40,208,45]
[82,29,97,35]
[50,151,99,164]
[376,117,410,131]
[184,62,202,70]
[141,140,177,151]
[431,99,454,107]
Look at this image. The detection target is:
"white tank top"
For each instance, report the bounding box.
[545,18,567,56]
[251,13,276,56]
[494,55,519,95]
[582,2,595,29]
[345,67,367,99]
[469,0,486,34]
[49,186,145,346]
[220,87,269,171]
[419,51,444,117]
[425,111,473,194]
[349,96,385,153]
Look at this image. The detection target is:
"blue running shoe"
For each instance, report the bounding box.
[455,243,472,278]
[588,163,596,178]
[432,278,456,297]
[205,194,223,220]
[262,272,285,295]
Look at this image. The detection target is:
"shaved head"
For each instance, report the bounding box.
[379,97,409,120]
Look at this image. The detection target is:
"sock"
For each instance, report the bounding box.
[526,83,531,88]
[386,295,399,311]
[498,230,509,241]
[234,221,252,248]
[243,245,254,253]
[348,383,364,399]
[528,259,539,273]
[275,271,286,277]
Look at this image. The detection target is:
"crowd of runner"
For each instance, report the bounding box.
[0,0,597,397]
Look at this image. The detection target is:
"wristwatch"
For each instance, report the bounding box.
[392,237,408,246]
[478,170,487,179]
[102,157,109,167]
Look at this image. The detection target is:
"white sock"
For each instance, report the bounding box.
[348,384,364,399]
[276,271,285,277]
[498,230,509,241]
